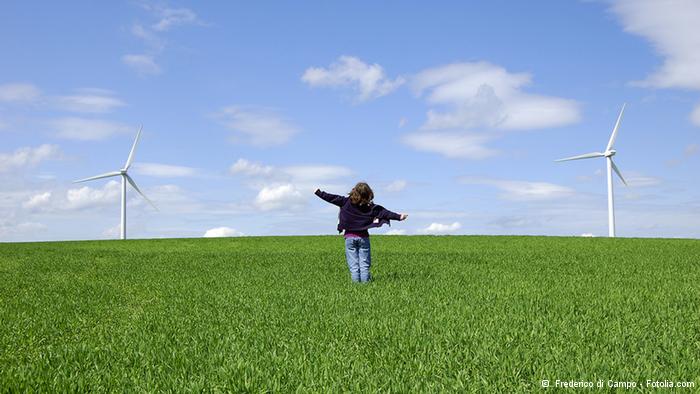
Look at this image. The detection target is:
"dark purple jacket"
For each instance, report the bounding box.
[315,189,402,233]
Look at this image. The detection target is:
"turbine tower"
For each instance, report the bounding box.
[556,104,628,237]
[74,126,156,240]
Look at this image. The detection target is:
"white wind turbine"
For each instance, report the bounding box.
[74,126,157,240]
[556,104,628,238]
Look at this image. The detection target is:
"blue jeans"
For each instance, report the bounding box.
[345,237,371,282]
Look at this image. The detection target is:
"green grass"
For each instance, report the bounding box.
[1,235,699,392]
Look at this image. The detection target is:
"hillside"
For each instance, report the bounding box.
[1,236,698,391]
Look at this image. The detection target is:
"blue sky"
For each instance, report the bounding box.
[1,0,699,241]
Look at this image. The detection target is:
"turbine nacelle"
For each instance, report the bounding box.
[605,149,616,157]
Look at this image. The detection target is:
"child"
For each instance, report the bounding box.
[314,182,407,283]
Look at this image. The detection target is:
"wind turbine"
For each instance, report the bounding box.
[74,126,157,240]
[556,104,628,238]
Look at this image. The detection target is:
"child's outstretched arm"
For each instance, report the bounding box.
[314,189,348,207]
[375,206,408,221]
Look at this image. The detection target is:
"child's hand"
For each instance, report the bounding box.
[400,213,408,221]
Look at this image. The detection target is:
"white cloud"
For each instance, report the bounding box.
[691,104,700,126]
[0,220,47,238]
[123,6,203,77]
[0,144,61,172]
[22,192,52,210]
[384,229,407,235]
[302,55,405,101]
[102,224,121,238]
[419,222,462,235]
[52,117,131,140]
[122,54,161,75]
[65,180,121,210]
[461,177,575,201]
[489,215,539,229]
[150,7,200,31]
[229,158,353,211]
[0,83,41,102]
[385,180,407,192]
[413,62,527,102]
[412,62,580,131]
[611,0,700,90]
[133,163,197,178]
[203,226,244,238]
[626,174,662,187]
[54,89,125,113]
[402,131,497,159]
[499,94,581,130]
[254,184,305,211]
[685,143,699,156]
[612,1,700,124]
[402,61,579,159]
[493,180,574,201]
[0,84,124,114]
[229,158,275,177]
[126,184,198,214]
[230,158,353,188]
[606,170,662,188]
[220,106,300,146]
[131,24,164,50]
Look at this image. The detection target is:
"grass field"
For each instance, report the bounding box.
[1,235,699,392]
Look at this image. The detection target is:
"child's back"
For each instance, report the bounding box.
[314,182,407,282]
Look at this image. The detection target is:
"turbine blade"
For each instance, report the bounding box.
[555,152,605,162]
[74,171,121,183]
[610,159,627,186]
[606,103,626,151]
[124,125,143,170]
[125,174,158,210]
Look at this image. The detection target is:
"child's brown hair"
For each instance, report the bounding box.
[349,182,374,206]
